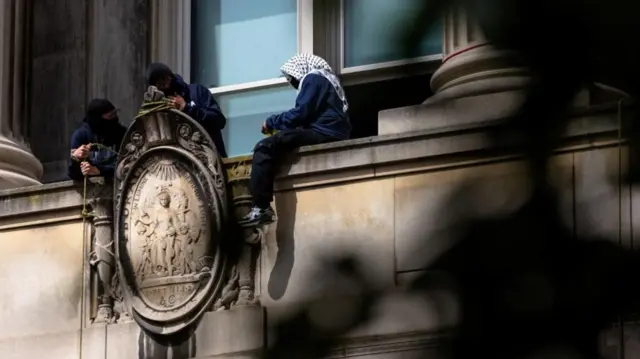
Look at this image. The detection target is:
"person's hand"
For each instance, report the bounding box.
[261,121,270,134]
[72,144,90,160]
[80,161,100,176]
[169,96,186,111]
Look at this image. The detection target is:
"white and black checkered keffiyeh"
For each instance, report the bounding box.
[280,53,348,112]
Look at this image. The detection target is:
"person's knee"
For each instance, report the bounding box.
[253,137,275,153]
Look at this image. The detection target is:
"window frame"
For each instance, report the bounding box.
[310,0,443,86]
[338,0,444,75]
[150,0,444,94]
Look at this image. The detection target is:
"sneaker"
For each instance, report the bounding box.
[240,206,276,226]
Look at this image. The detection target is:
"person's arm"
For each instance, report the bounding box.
[95,162,115,178]
[67,129,89,181]
[184,85,227,130]
[94,124,126,179]
[266,74,326,131]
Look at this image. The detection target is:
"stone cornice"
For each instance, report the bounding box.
[0,101,628,221]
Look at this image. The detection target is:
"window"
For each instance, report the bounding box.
[342,0,443,69]
[313,0,443,86]
[190,0,312,157]
[191,0,299,89]
[158,0,445,157]
[217,87,297,157]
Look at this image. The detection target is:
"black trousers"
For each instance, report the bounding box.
[250,128,337,208]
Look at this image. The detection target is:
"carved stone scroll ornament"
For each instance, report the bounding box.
[86,180,129,324]
[213,225,265,310]
[213,160,269,310]
[114,86,229,335]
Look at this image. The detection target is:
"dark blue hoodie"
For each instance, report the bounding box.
[67,115,126,181]
[146,63,228,157]
[265,73,351,140]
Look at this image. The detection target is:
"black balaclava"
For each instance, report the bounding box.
[85,98,119,143]
[146,62,177,95]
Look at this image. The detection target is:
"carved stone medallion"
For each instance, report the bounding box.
[115,104,228,335]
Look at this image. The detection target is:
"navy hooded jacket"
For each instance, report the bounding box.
[265,73,351,140]
[146,63,228,157]
[172,75,228,157]
[67,119,126,181]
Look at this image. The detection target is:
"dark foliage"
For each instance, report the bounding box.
[261,1,640,358]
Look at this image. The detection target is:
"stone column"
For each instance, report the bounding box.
[378,9,626,135]
[150,0,191,81]
[88,0,150,126]
[0,0,42,189]
[427,9,529,103]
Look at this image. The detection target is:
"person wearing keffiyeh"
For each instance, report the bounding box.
[242,53,352,225]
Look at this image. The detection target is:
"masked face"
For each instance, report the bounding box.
[155,75,175,96]
[286,74,300,90]
[101,109,119,121]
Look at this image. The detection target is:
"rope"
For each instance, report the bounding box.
[83,99,172,216]
[79,143,119,218]
[264,129,278,137]
[134,100,174,120]
[82,100,173,267]
[88,240,116,266]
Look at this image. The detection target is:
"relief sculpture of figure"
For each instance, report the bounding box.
[177,225,200,274]
[134,212,154,279]
[147,186,181,277]
[176,191,191,223]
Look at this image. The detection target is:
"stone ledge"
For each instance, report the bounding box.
[273,102,624,189]
[0,180,83,220]
[0,102,627,218]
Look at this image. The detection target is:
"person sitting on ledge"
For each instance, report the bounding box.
[68,98,126,181]
[241,53,352,225]
[145,62,228,158]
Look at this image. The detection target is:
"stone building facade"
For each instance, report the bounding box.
[0,1,637,359]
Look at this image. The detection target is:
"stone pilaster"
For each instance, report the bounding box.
[0,0,42,189]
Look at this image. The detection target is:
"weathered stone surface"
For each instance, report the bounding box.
[80,325,107,359]
[574,147,631,243]
[0,330,80,359]
[548,154,576,234]
[193,307,264,358]
[0,222,84,339]
[345,292,457,339]
[394,161,530,272]
[105,321,140,359]
[87,0,148,125]
[30,0,88,180]
[343,348,441,359]
[261,178,396,306]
